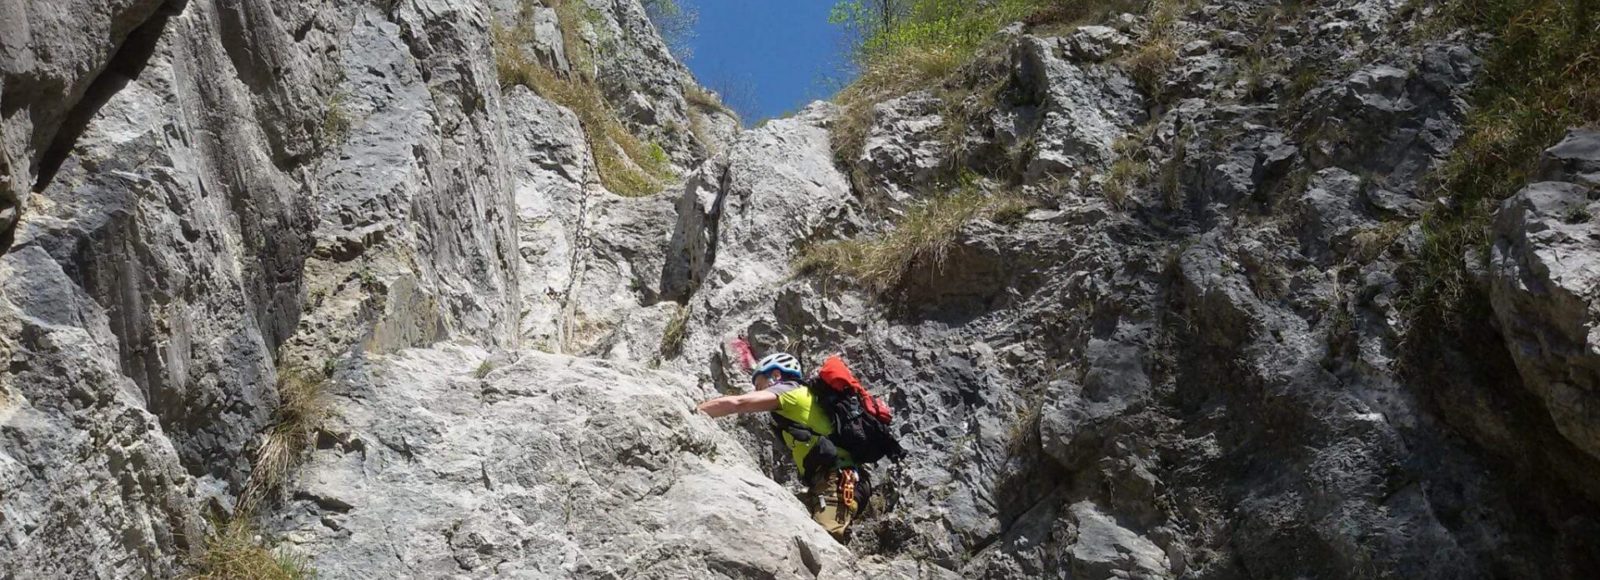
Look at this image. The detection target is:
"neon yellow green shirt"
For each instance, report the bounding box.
[768,381,853,476]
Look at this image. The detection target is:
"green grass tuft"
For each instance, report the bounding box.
[1407,0,1600,321]
[474,359,496,379]
[320,91,352,150]
[659,304,691,359]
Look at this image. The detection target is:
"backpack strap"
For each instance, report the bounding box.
[771,413,815,442]
[770,413,840,479]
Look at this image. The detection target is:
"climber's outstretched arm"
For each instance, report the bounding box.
[697,391,779,417]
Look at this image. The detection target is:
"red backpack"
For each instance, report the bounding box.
[808,355,903,463]
[815,355,893,424]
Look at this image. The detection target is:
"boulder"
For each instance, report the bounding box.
[1538,128,1600,186]
[1066,25,1133,62]
[1489,179,1600,461]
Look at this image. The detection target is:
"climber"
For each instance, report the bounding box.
[695,352,862,538]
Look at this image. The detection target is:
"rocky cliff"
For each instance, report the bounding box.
[2,0,1598,578]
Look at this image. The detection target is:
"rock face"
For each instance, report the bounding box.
[4,0,1600,578]
[663,102,858,379]
[0,0,167,236]
[270,345,849,578]
[0,0,718,575]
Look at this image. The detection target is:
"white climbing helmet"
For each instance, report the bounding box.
[752,352,803,381]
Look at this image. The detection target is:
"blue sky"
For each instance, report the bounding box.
[674,0,857,124]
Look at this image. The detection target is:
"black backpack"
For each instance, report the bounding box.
[807,378,905,465]
[772,355,905,475]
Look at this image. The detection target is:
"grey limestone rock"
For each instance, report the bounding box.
[271,345,851,578]
[1065,25,1132,62]
[1295,167,1377,260]
[1013,35,1144,182]
[7,0,1600,577]
[0,0,167,236]
[582,0,737,165]
[1539,128,1600,186]
[662,103,858,381]
[856,91,948,208]
[1489,177,1600,462]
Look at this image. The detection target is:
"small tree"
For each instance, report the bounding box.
[830,0,903,54]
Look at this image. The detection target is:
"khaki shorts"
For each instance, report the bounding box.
[806,468,859,538]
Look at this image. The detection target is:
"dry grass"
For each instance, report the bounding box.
[658,304,691,358]
[546,0,594,76]
[493,10,673,196]
[682,82,726,113]
[832,46,968,165]
[987,192,1036,223]
[1101,122,1158,208]
[1103,158,1145,209]
[1351,221,1409,264]
[681,82,732,152]
[191,519,314,580]
[795,185,1030,294]
[238,371,328,513]
[1124,1,1186,100]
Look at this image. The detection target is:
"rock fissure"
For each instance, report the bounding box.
[29,0,177,194]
